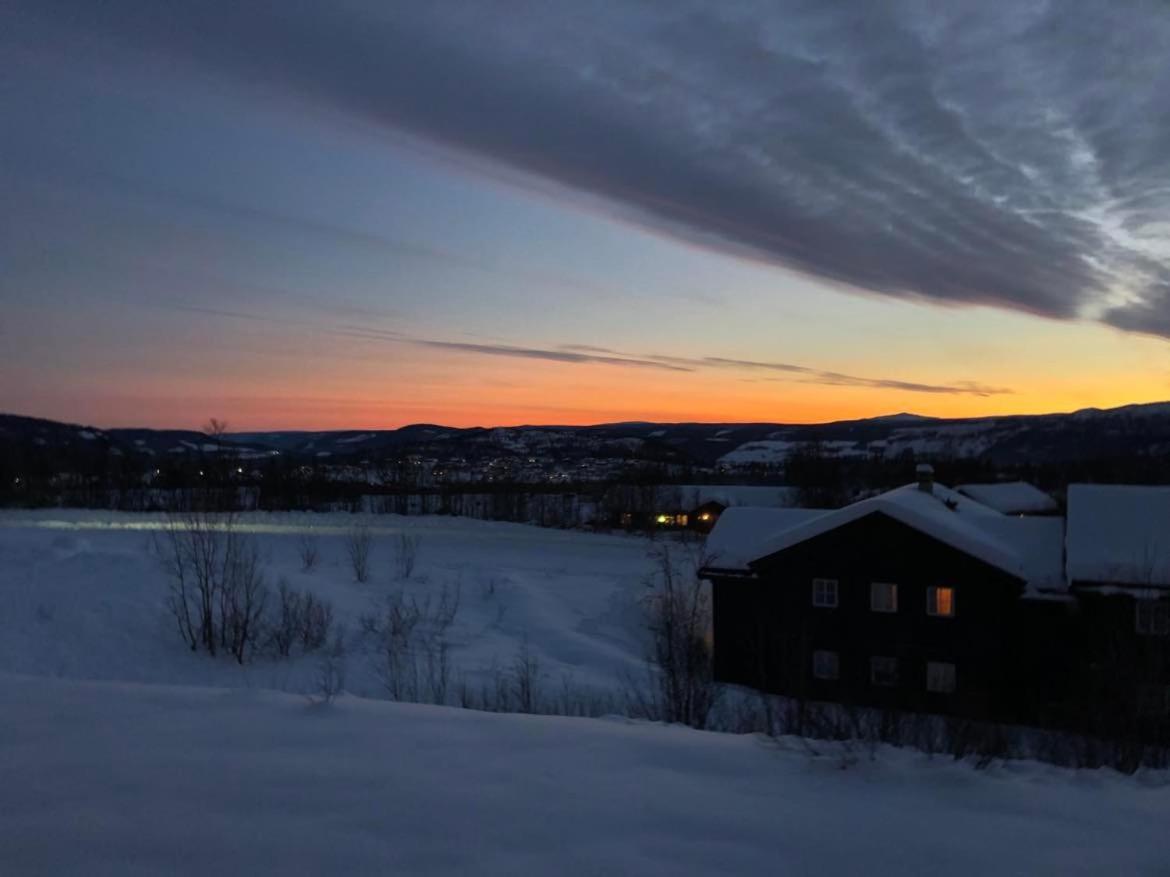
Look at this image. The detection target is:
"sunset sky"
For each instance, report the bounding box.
[4,2,1170,430]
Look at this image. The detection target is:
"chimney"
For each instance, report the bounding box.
[916,463,935,494]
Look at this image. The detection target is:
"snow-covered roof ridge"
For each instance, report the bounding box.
[955,481,1059,515]
[1066,484,1170,587]
[704,482,1067,590]
[748,483,1033,580]
[703,506,832,570]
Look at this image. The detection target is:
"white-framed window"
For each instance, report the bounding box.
[870,582,898,613]
[926,661,957,694]
[812,650,839,680]
[926,586,956,618]
[870,656,898,687]
[812,578,839,608]
[1135,599,1170,636]
[1136,684,1170,717]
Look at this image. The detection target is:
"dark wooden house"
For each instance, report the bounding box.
[701,469,1169,735]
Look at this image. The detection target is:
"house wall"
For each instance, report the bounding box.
[1067,589,1170,736]
[711,511,1037,722]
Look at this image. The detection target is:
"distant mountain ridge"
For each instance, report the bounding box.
[5,400,1170,467]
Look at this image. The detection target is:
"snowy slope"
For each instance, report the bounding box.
[1,511,1165,874]
[0,511,654,696]
[2,673,1166,877]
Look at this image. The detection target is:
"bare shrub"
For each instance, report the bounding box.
[312,626,348,705]
[511,637,542,713]
[268,580,335,657]
[296,532,320,572]
[628,544,720,729]
[219,534,267,663]
[361,582,461,704]
[155,512,268,663]
[345,524,373,583]
[394,532,420,580]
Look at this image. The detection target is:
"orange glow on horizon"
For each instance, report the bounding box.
[8,348,1169,432]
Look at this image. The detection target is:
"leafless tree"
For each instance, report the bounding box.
[345,524,373,583]
[394,532,420,579]
[312,626,348,706]
[155,512,268,663]
[296,532,320,572]
[511,636,542,713]
[628,543,720,728]
[204,418,229,439]
[219,533,267,663]
[361,582,461,704]
[268,580,334,657]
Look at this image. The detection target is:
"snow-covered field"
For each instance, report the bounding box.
[3,675,1168,876]
[2,511,1167,874]
[0,510,654,696]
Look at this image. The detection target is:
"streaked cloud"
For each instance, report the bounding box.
[412,339,693,372]
[149,301,1002,391]
[12,1,1170,336]
[691,356,1008,396]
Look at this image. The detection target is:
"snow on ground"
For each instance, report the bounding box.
[0,511,656,698]
[1,510,1166,873]
[2,673,1167,876]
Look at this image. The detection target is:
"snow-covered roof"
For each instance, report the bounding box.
[1066,484,1170,587]
[955,482,1059,515]
[750,483,1031,578]
[974,516,1066,591]
[705,482,1066,591]
[703,507,829,570]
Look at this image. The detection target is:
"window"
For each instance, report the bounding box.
[870,656,898,687]
[1135,600,1170,636]
[926,586,956,617]
[926,661,957,694]
[812,650,839,680]
[1136,684,1170,717]
[870,582,898,613]
[812,578,839,608]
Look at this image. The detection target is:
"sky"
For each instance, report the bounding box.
[3,1,1170,430]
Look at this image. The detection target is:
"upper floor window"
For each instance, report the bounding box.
[871,582,898,613]
[812,649,840,680]
[926,661,956,694]
[812,578,839,608]
[871,656,899,686]
[1135,599,1170,636]
[926,586,956,618]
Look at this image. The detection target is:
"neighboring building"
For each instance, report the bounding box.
[700,466,1170,735]
[610,484,797,532]
[955,481,1060,516]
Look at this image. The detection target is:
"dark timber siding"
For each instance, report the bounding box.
[711,511,1030,721]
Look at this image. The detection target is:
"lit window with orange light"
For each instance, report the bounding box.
[927,586,955,618]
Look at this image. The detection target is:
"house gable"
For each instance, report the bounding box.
[749,510,1027,593]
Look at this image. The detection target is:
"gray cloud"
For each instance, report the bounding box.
[155,301,997,390]
[11,1,1170,335]
[695,356,1008,396]
[410,339,693,371]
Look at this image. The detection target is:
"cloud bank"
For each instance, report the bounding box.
[12,0,1170,337]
